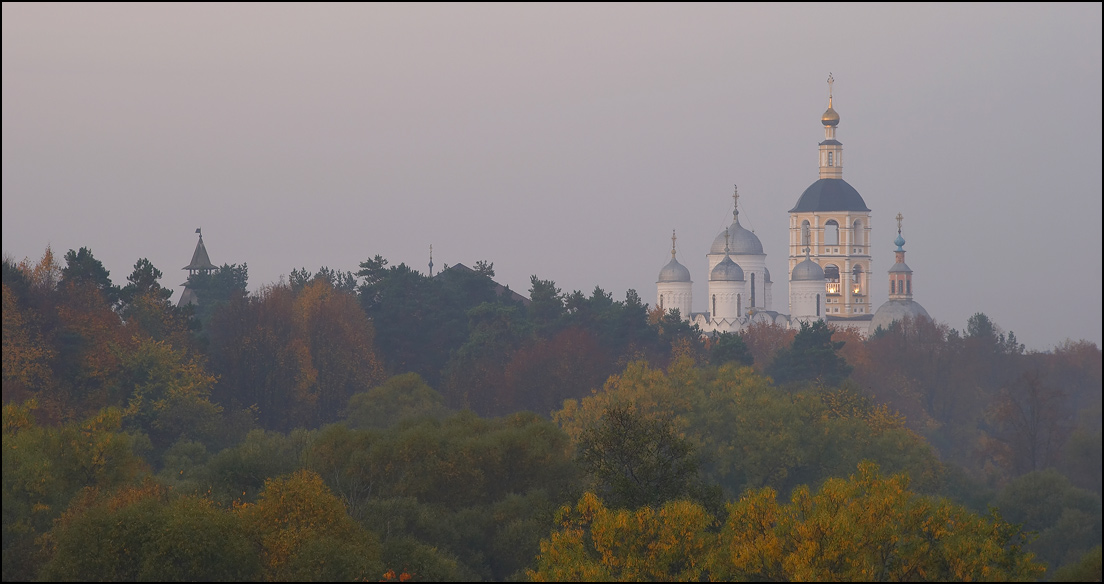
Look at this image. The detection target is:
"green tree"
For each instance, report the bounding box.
[993,469,1102,573]
[61,247,119,306]
[577,405,708,510]
[113,337,222,452]
[709,331,754,367]
[289,266,357,293]
[39,482,261,582]
[118,258,195,346]
[1052,546,1102,582]
[528,275,565,335]
[343,373,449,431]
[119,258,173,306]
[767,319,853,387]
[442,302,531,415]
[185,262,248,324]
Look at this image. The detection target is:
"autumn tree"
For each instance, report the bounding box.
[988,370,1073,475]
[3,403,149,581]
[740,321,796,373]
[238,469,383,581]
[709,462,1045,582]
[527,492,715,582]
[531,462,1043,582]
[2,283,54,402]
[500,327,610,416]
[207,280,384,430]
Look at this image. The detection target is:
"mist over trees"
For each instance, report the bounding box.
[3,246,1100,581]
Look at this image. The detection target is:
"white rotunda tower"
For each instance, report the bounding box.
[657,231,693,320]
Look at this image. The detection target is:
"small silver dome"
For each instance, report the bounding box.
[658,257,692,283]
[870,299,930,332]
[791,257,825,281]
[710,219,764,255]
[710,256,745,282]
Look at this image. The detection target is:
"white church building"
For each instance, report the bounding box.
[656,78,928,337]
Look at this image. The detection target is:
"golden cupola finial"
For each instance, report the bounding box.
[821,72,840,126]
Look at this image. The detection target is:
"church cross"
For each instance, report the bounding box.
[896,212,904,233]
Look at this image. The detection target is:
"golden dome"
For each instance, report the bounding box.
[821,104,840,126]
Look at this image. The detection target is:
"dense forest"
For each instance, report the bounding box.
[3,247,1101,581]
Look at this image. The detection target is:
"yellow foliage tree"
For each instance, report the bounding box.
[2,284,55,399]
[527,492,715,582]
[710,461,1045,582]
[530,463,1045,582]
[237,469,382,581]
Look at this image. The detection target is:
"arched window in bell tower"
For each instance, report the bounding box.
[827,151,834,167]
[890,280,895,295]
[825,220,839,246]
[801,220,810,246]
[825,264,840,295]
[852,265,864,296]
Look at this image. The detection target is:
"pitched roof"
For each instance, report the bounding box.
[183,236,216,271]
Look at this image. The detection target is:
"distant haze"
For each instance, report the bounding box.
[3,3,1101,349]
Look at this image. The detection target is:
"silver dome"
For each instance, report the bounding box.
[870,299,930,332]
[658,257,692,283]
[710,219,764,255]
[790,257,825,281]
[710,256,745,281]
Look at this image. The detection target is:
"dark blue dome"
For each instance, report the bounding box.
[790,178,870,213]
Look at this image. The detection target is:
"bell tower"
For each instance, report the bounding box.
[788,75,873,319]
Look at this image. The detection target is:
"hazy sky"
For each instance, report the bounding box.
[4,3,1101,350]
